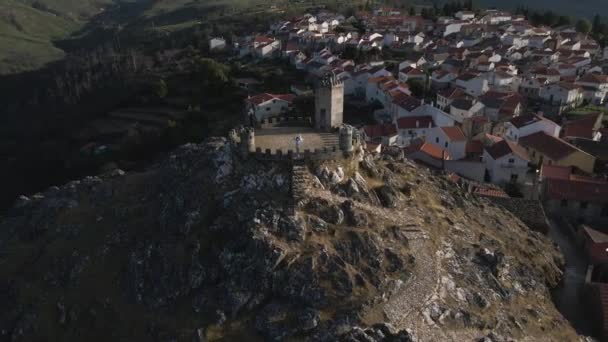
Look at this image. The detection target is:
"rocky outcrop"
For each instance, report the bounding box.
[0,138,578,341]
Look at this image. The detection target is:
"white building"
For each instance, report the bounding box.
[455,11,475,21]
[396,116,435,146]
[427,126,467,160]
[209,37,227,51]
[455,73,489,97]
[539,82,583,107]
[482,140,530,185]
[504,113,561,142]
[245,93,295,121]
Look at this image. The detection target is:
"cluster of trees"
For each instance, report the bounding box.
[591,15,608,47]
[515,6,608,46]
[419,0,475,20]
[514,7,573,29]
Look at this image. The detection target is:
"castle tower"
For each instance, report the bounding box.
[314,72,344,132]
[339,125,354,152]
[240,127,255,155]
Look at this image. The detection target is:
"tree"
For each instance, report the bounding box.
[406,79,425,98]
[593,14,602,34]
[153,79,168,99]
[576,18,592,35]
[542,10,557,27]
[196,58,230,96]
[556,15,571,27]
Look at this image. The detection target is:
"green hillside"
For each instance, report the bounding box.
[0,0,95,74]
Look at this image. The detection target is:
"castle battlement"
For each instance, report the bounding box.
[229,124,362,162]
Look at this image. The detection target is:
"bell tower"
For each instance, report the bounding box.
[314,72,344,132]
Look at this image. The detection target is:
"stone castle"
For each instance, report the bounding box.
[228,71,362,161]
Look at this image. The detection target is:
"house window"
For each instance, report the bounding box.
[580,201,589,209]
[272,99,276,103]
[508,158,515,163]
[444,142,448,147]
[561,199,568,207]
[510,174,518,182]
[436,137,439,143]
[266,107,270,111]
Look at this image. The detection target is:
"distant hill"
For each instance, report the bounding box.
[438,0,606,19]
[0,0,273,74]
[0,0,115,74]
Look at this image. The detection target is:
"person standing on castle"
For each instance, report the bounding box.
[294,134,304,158]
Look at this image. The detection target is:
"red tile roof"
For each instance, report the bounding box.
[363,123,398,138]
[474,186,509,198]
[540,164,574,180]
[509,113,553,128]
[404,142,450,160]
[437,87,466,100]
[440,126,466,141]
[519,132,580,161]
[563,113,602,139]
[485,140,530,161]
[393,95,422,112]
[247,93,295,106]
[578,73,608,84]
[397,116,434,129]
[546,178,608,203]
[466,140,483,154]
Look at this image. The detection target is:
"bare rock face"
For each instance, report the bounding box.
[0,138,577,341]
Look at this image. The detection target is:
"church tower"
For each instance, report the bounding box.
[314,72,344,132]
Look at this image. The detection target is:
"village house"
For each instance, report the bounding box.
[520,131,596,173]
[519,77,548,98]
[209,37,227,51]
[391,94,422,119]
[244,35,281,58]
[436,87,467,111]
[362,123,398,146]
[366,76,410,109]
[403,141,451,169]
[455,72,489,97]
[455,11,475,21]
[540,164,608,223]
[562,113,604,142]
[427,126,467,160]
[398,66,427,83]
[580,226,608,265]
[396,116,434,146]
[576,73,608,105]
[245,93,295,122]
[449,98,485,121]
[482,140,530,185]
[504,113,561,142]
[431,70,457,90]
[479,91,523,122]
[539,82,583,109]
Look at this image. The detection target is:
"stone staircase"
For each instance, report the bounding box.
[291,160,309,202]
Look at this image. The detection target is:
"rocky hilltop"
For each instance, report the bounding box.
[0,138,578,341]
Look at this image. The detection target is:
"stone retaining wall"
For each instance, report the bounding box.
[488,197,550,234]
[259,116,312,129]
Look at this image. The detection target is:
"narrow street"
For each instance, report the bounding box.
[548,219,594,336]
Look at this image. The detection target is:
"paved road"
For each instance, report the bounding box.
[547,219,594,336]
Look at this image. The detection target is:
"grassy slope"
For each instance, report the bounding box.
[0,0,80,74]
